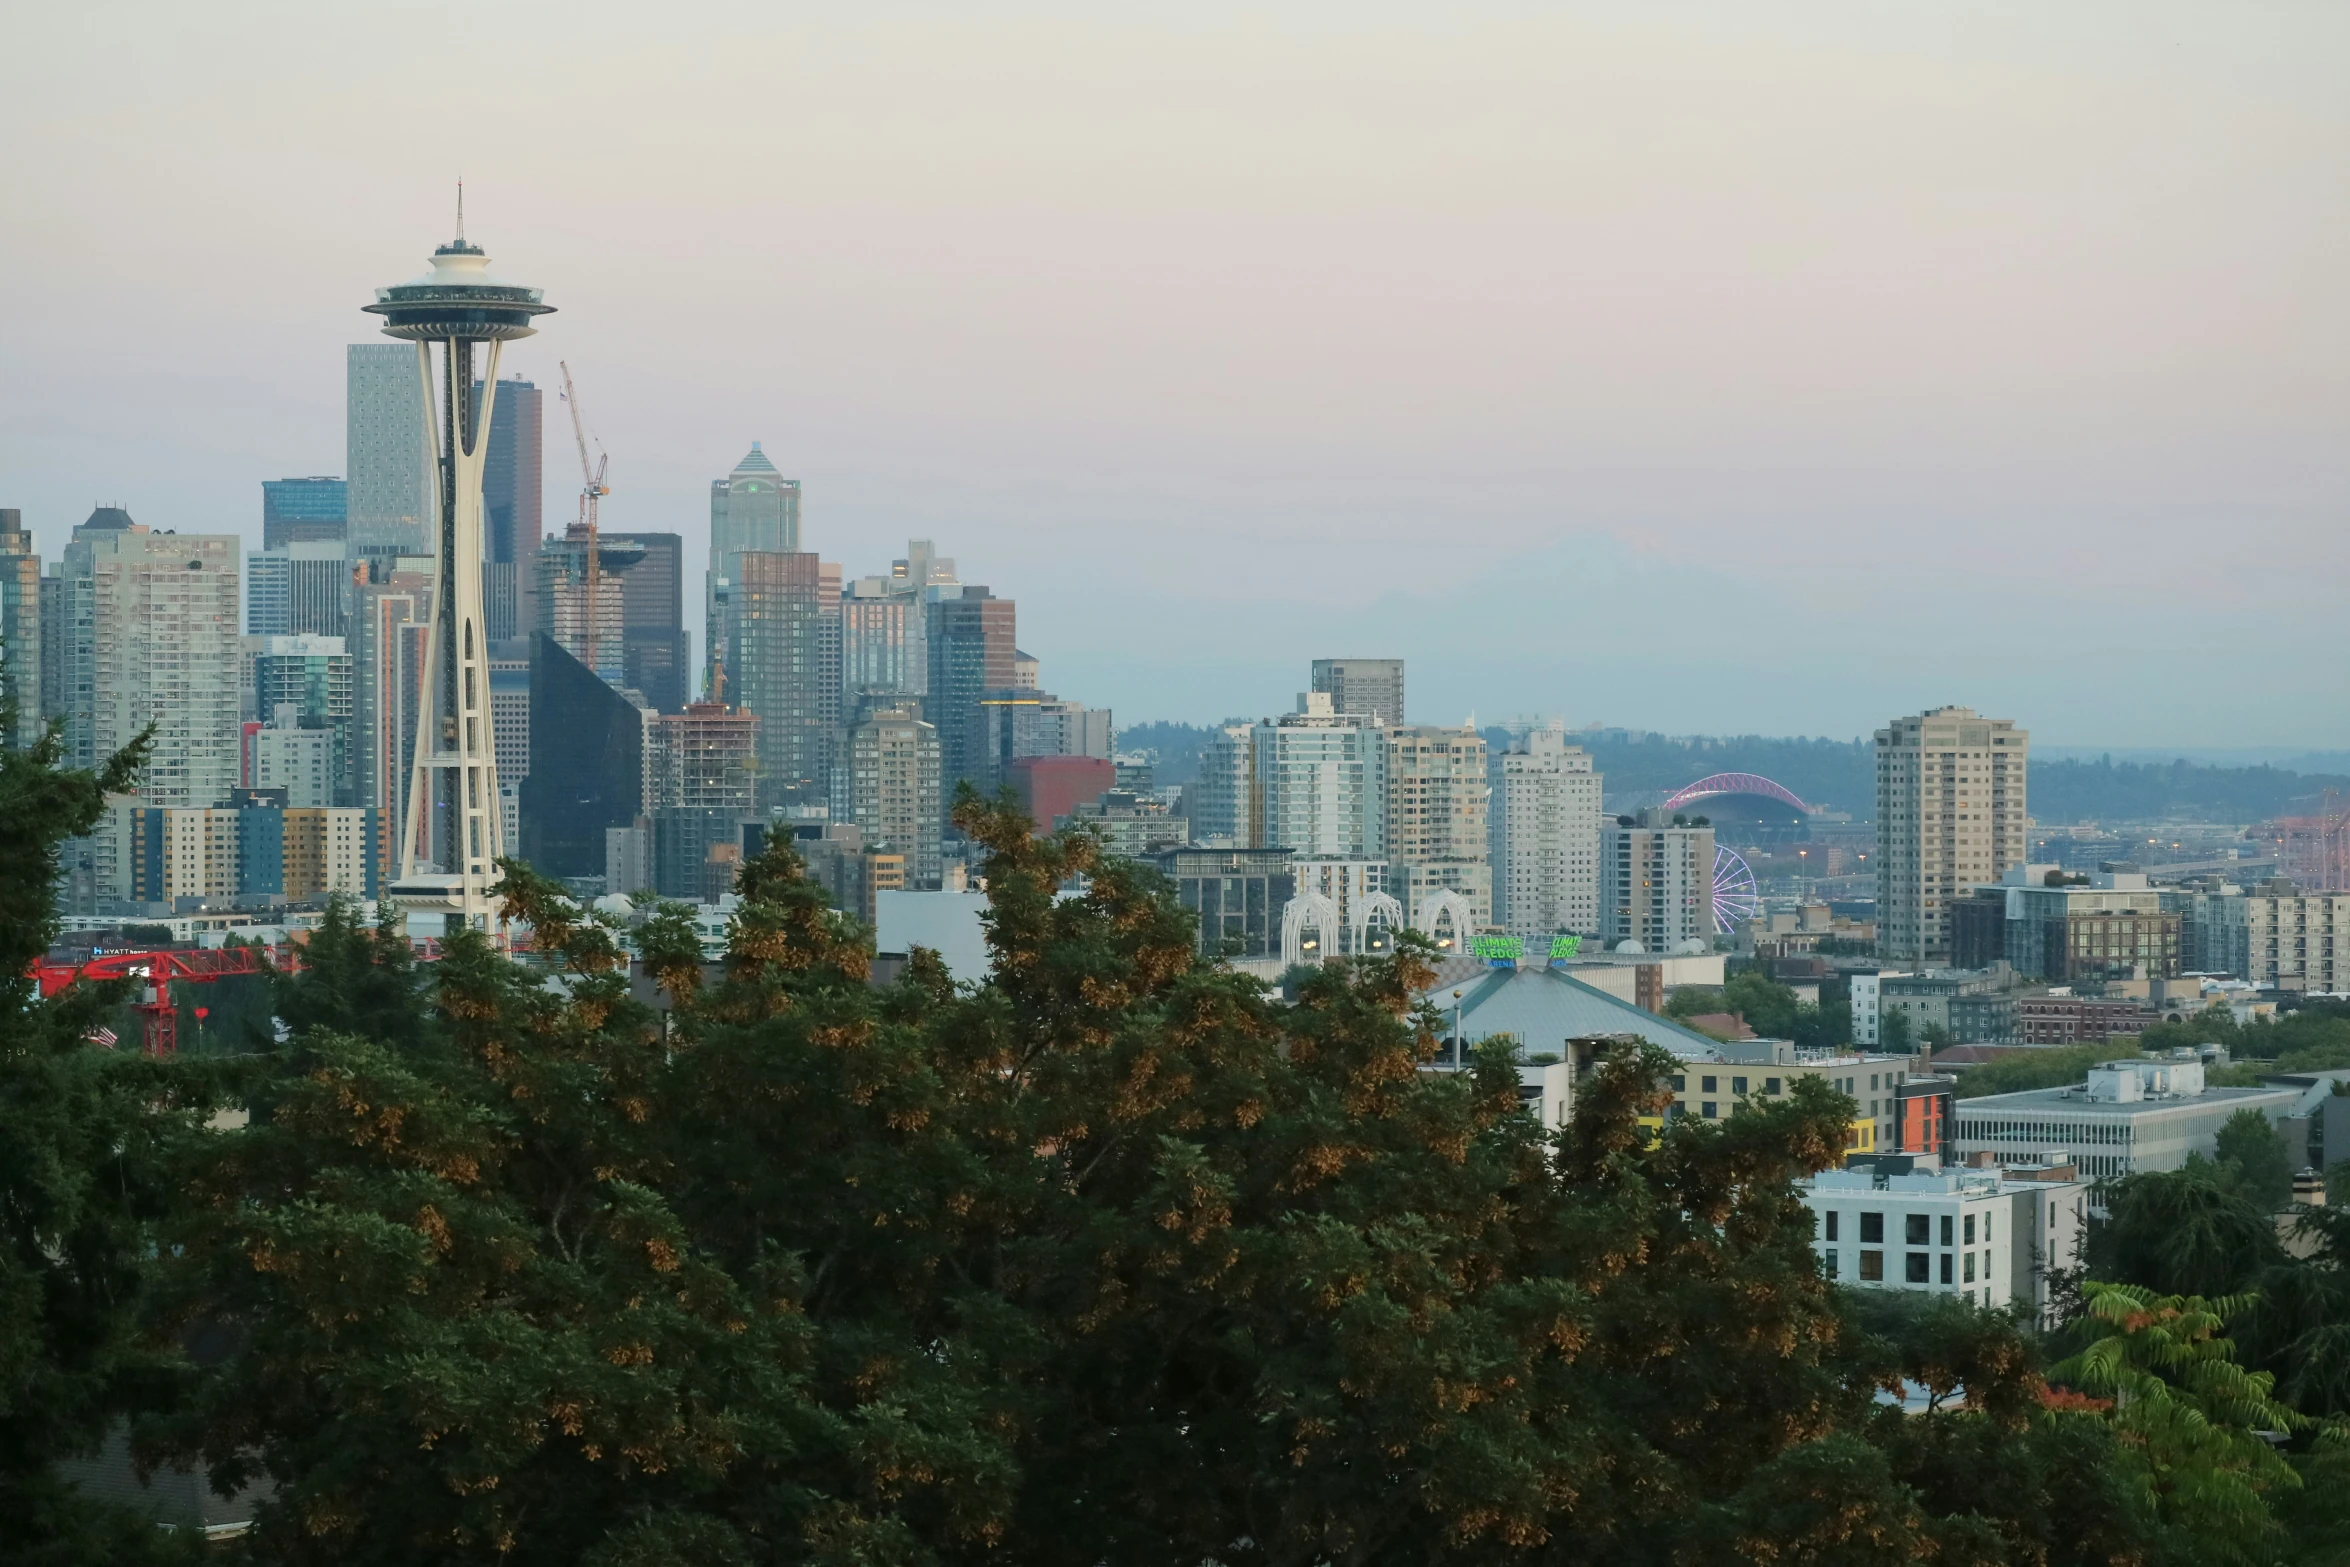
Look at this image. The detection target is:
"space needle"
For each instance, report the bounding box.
[363,197,553,931]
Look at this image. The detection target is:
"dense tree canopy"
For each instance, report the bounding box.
[10,734,2350,1561]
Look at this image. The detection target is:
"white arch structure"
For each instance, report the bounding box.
[1281,891,1343,969]
[1412,889,1477,954]
[1350,890,1407,955]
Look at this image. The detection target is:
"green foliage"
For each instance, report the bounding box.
[1878,1005,1913,1052]
[0,720,229,1560]
[2048,1283,2303,1565]
[1952,1043,2144,1100]
[2093,1160,2281,1300]
[1668,970,1851,1050]
[2214,1107,2296,1211]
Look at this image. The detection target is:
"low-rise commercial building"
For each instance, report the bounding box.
[1667,1044,1923,1155]
[2016,995,2159,1047]
[1952,1058,2297,1180]
[1801,1157,2088,1323]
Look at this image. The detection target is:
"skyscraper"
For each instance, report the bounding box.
[705,443,799,691]
[245,541,352,638]
[838,703,942,889]
[478,376,542,642]
[348,558,431,824]
[519,633,650,879]
[926,588,1016,816]
[534,529,636,685]
[1250,692,1385,860]
[362,217,553,928]
[1489,723,1604,939]
[1385,723,1491,931]
[1875,706,2030,965]
[728,551,834,807]
[345,344,431,556]
[606,531,688,712]
[59,508,240,807]
[1310,658,1405,728]
[261,477,348,549]
[0,509,40,749]
[253,634,356,806]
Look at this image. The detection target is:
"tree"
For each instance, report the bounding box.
[2048,1283,2303,1565]
[2094,1160,2281,1300]
[1878,1005,1913,1052]
[2214,1107,2296,1211]
[0,718,211,1563]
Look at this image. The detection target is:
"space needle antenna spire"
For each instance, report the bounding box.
[364,207,553,933]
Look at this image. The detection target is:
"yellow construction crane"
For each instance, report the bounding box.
[557,360,610,674]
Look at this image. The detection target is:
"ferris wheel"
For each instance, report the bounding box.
[1712,845,1761,933]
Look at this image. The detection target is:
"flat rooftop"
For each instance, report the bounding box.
[1954,1083,2295,1117]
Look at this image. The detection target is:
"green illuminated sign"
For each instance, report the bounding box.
[1472,935,1523,965]
[1548,934,1582,961]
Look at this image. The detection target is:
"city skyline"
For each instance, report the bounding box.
[3,4,2346,744]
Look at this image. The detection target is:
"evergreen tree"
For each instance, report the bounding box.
[0,720,209,1562]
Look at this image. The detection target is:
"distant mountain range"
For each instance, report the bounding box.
[1118,721,2348,827]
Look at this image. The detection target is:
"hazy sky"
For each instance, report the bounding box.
[4,2,2345,745]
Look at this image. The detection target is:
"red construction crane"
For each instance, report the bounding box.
[33,939,450,1056]
[557,361,611,675]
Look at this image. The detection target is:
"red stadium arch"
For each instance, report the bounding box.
[1661,773,1812,814]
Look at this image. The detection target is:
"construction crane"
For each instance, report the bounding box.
[557,360,610,675]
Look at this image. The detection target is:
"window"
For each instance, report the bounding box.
[1871,1074,1880,1090]
[1860,1250,1884,1281]
[1983,1213,1993,1244]
[1823,1249,1839,1278]
[1860,1212,1884,1243]
[1906,1252,1930,1283]
[2048,1201,2056,1226]
[1964,1252,1976,1283]
[1940,1215,1954,1246]
[1733,1076,1748,1095]
[1905,1214,1930,1245]
[1963,1214,1975,1245]
[1701,1076,1717,1093]
[1766,1077,1782,1095]
[1940,1254,1953,1284]
[1982,1250,1992,1278]
[1701,1102,1718,1119]
[1670,1075,1685,1092]
[1825,1211,1839,1241]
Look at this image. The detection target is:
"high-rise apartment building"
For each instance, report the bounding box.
[838,703,943,889]
[245,541,352,639]
[1600,810,1717,952]
[1489,723,1604,939]
[59,509,240,808]
[705,443,800,690]
[605,531,688,713]
[0,509,40,749]
[490,655,530,784]
[927,588,1018,815]
[345,344,431,555]
[347,557,433,824]
[261,477,348,549]
[1875,707,2030,964]
[253,634,355,806]
[728,551,835,808]
[477,377,542,641]
[1188,723,1255,847]
[1250,693,1386,860]
[1310,658,1405,727]
[1385,723,1491,931]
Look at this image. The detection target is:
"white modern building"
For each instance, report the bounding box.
[1599,809,1715,952]
[1952,1057,2298,1180]
[1802,1160,2088,1323]
[59,510,240,808]
[1848,970,1914,1048]
[1875,707,2029,965]
[1489,722,1603,940]
[345,343,431,556]
[249,719,335,808]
